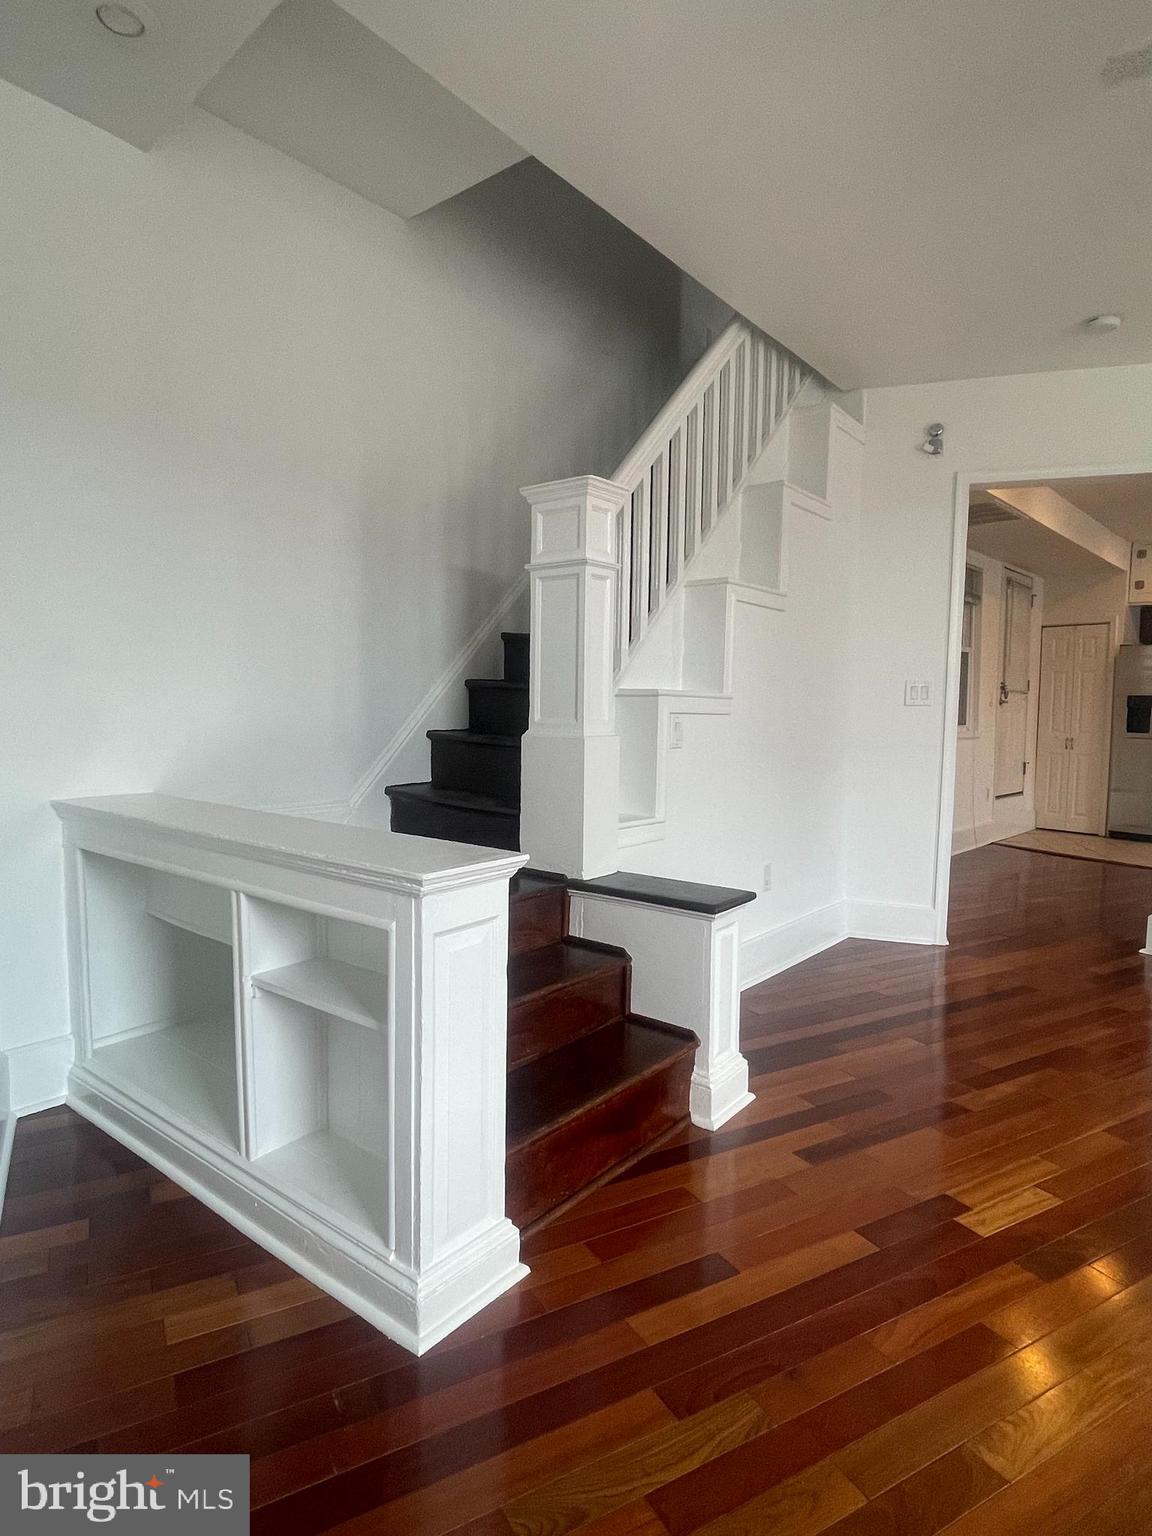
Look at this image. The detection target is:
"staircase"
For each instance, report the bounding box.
[384,630,527,851]
[376,318,818,1231]
[505,871,695,1229]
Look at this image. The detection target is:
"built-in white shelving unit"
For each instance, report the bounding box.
[55,793,527,1354]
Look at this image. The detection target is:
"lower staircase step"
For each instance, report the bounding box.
[508,940,629,1067]
[506,1018,696,1229]
[509,872,567,956]
[428,728,521,801]
[384,782,519,851]
[466,678,529,737]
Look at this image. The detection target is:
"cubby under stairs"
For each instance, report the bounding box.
[384,630,527,852]
[506,871,696,1230]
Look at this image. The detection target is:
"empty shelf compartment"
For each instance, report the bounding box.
[250,957,389,1031]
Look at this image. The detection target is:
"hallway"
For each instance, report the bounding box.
[3,845,1152,1534]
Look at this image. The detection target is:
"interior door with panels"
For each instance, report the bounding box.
[1036,623,1112,834]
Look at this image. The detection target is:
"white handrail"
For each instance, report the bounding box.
[611,318,809,670]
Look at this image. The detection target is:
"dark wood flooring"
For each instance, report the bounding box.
[6,845,1152,1534]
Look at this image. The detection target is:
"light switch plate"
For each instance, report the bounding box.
[904,680,932,706]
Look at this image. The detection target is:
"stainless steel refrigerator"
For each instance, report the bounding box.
[1108,644,1152,840]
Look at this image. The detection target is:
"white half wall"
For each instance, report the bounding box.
[851,364,1152,938]
[0,81,688,1071]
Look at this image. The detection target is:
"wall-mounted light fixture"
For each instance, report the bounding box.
[921,423,944,456]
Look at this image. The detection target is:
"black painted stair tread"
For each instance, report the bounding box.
[509,869,567,900]
[384,783,518,817]
[465,678,527,691]
[427,728,521,748]
[506,1018,695,1150]
[508,940,627,1008]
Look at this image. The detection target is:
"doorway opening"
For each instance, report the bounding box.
[944,472,1152,890]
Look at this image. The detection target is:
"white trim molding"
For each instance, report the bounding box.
[4,1034,74,1116]
[844,899,939,946]
[740,901,849,989]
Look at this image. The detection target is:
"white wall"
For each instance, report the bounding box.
[0,80,688,1093]
[1044,568,1133,641]
[851,363,1152,940]
[615,400,860,984]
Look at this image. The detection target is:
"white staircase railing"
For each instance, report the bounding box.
[520,317,810,880]
[611,319,810,670]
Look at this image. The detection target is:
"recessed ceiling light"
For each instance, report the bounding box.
[95,4,146,37]
[1083,314,1124,334]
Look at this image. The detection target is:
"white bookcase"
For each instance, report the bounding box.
[55,794,527,1354]
[81,857,241,1149]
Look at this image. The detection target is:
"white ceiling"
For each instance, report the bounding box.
[338,0,1152,387]
[966,517,1120,584]
[197,0,524,218]
[968,472,1152,581]
[0,0,524,217]
[1043,474,1152,540]
[0,0,281,148]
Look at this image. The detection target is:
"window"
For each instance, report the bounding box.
[958,565,982,731]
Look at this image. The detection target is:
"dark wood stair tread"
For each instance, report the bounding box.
[465,678,527,691]
[508,940,626,1008]
[383,782,518,817]
[510,870,566,902]
[426,728,521,748]
[506,1018,695,1150]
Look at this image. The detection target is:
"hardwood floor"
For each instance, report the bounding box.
[997,829,1152,869]
[5,844,1152,1535]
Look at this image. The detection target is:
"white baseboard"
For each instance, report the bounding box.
[70,1072,526,1355]
[843,899,940,945]
[0,1113,14,1224]
[952,820,997,854]
[350,575,528,810]
[4,1034,74,1116]
[740,901,848,989]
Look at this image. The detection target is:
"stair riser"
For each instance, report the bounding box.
[467,682,529,737]
[506,1054,694,1229]
[387,794,519,851]
[430,737,521,801]
[509,886,567,957]
[502,632,529,686]
[509,967,628,1069]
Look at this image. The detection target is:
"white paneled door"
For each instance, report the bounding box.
[1035,624,1112,834]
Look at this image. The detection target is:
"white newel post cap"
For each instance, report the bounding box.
[521,476,631,570]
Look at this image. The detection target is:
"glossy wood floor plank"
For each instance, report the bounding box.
[4,846,1152,1534]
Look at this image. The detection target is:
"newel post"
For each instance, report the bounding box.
[519,475,630,879]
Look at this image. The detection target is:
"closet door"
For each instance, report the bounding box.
[1036,624,1112,833]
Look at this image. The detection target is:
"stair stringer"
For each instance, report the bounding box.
[615,394,865,850]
